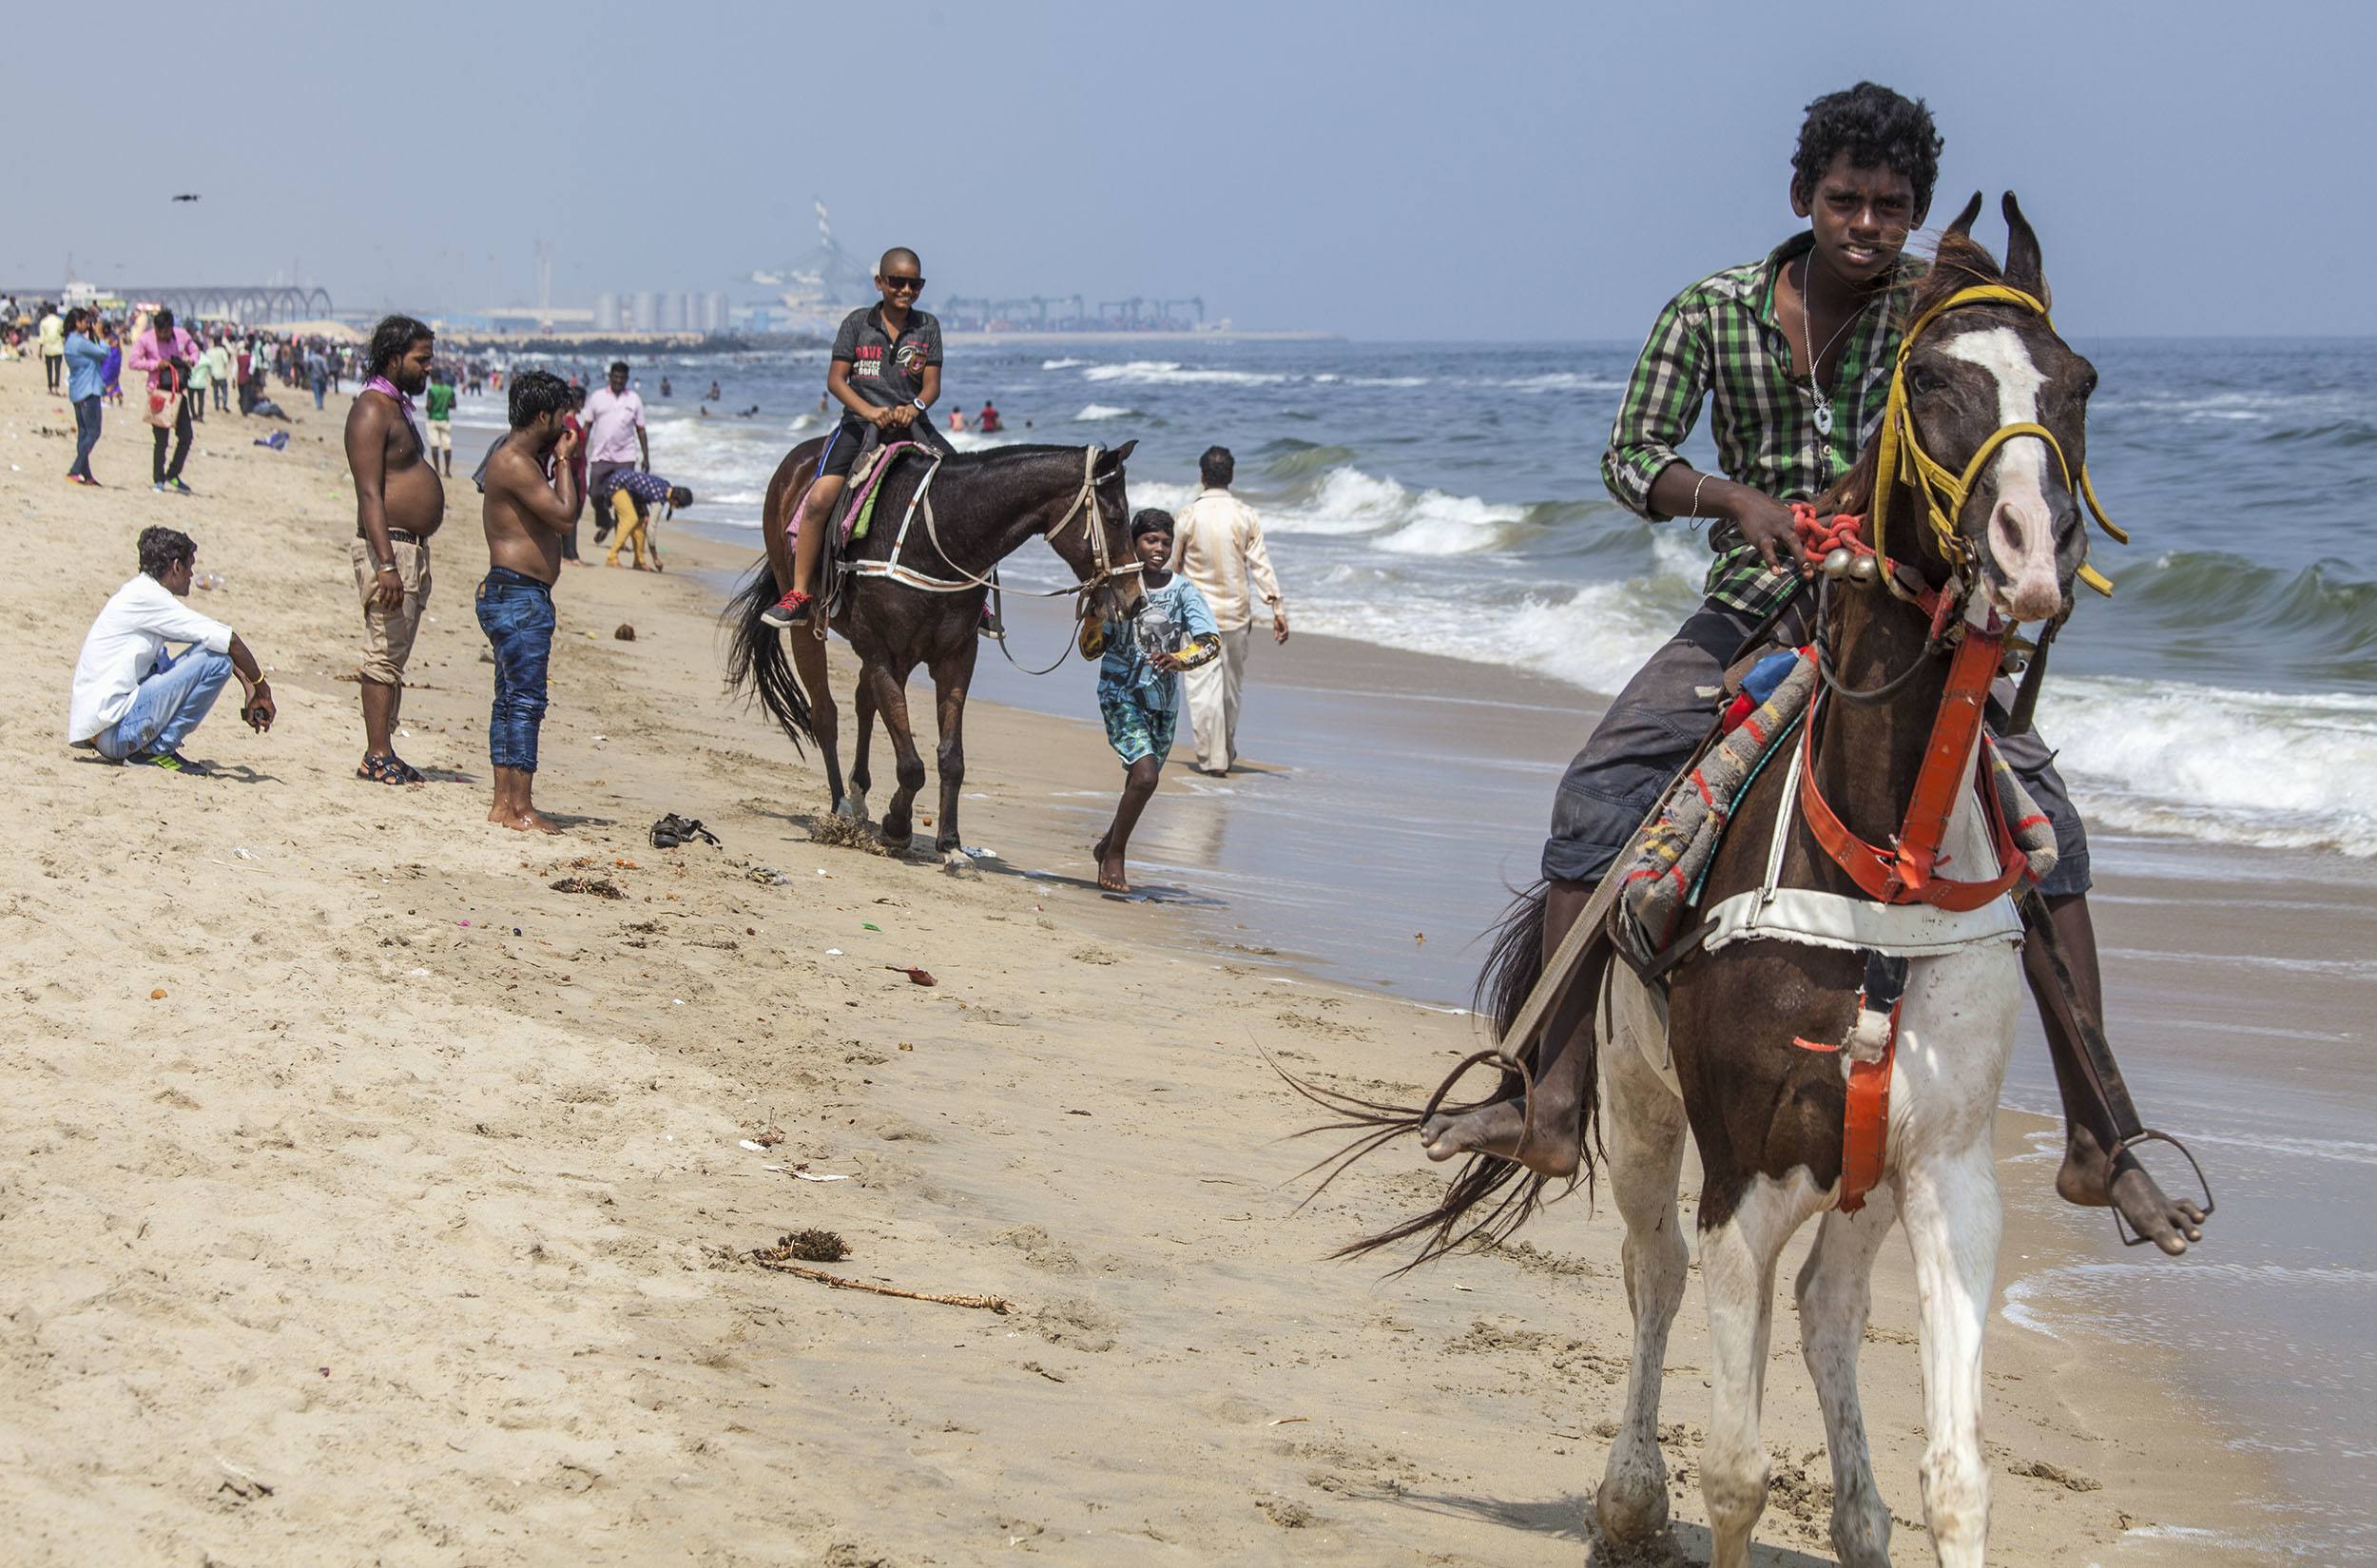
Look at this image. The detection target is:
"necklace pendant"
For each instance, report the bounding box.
[1814,400,1834,437]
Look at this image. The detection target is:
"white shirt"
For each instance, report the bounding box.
[68,574,234,744]
[1168,488,1283,633]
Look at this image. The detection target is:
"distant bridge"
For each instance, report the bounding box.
[10,283,335,323]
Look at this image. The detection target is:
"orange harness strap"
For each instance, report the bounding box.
[1796,623,2031,913]
[1786,508,2039,1212]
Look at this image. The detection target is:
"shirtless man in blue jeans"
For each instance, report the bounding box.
[475,371,580,833]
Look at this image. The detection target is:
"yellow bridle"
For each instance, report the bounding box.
[1868,282,2126,598]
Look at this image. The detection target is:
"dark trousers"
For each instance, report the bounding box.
[586,459,631,547]
[476,568,556,771]
[44,354,61,393]
[151,397,193,485]
[1541,596,2091,897]
[69,396,102,481]
[212,379,229,413]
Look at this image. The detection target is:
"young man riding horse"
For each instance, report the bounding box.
[763,247,955,629]
[1420,83,2207,1254]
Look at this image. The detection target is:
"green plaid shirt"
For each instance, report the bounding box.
[1601,232,1913,617]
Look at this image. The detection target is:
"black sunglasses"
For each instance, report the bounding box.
[880,275,924,293]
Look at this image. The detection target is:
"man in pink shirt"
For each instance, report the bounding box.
[128,308,202,494]
[580,360,648,548]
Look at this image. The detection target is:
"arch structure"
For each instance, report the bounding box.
[115,285,335,323]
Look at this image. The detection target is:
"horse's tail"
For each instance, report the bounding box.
[1278,881,1601,1271]
[723,561,813,754]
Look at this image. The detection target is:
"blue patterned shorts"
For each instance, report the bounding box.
[1100,692,1176,766]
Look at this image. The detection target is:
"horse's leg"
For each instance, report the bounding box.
[845,673,877,823]
[1897,1139,2000,1568]
[863,659,928,850]
[928,634,979,858]
[1592,978,1691,1551]
[1699,1171,1825,1568]
[787,627,845,814]
[1794,1196,1900,1568]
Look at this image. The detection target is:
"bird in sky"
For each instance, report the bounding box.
[170,193,201,203]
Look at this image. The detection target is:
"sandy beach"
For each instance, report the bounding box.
[0,359,2279,1565]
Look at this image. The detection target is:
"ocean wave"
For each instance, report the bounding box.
[1500,372,1630,393]
[1258,466,1530,553]
[1082,359,1290,387]
[1347,375,1431,388]
[1040,358,1089,370]
[1073,403,1136,422]
[2038,677,2377,856]
[1260,440,1359,480]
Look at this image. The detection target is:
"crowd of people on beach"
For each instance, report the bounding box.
[3,295,380,493]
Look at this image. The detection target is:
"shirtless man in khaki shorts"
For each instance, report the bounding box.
[344,314,442,784]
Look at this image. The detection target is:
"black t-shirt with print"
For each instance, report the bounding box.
[830,305,942,411]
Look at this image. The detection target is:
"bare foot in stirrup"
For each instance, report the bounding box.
[2058,1124,2206,1255]
[1420,1097,1580,1178]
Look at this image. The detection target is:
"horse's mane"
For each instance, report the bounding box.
[1821,229,2040,516]
[940,442,1091,472]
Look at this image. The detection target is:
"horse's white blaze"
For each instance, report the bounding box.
[1942,325,2062,621]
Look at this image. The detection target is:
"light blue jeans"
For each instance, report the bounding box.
[92,646,233,761]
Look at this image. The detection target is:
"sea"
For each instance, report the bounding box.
[457,334,2376,1560]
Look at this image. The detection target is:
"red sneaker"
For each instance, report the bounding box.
[760,588,813,629]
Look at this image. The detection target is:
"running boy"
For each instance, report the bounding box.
[762,247,953,627]
[1090,510,1220,893]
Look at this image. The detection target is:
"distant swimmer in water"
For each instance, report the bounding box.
[698,405,709,418]
[976,398,1002,434]
[948,407,969,433]
[738,404,761,417]
[706,379,722,401]
[659,377,672,398]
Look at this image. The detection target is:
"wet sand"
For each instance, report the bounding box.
[0,363,2290,1564]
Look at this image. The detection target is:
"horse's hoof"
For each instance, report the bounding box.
[879,830,914,854]
[942,849,980,881]
[835,793,869,823]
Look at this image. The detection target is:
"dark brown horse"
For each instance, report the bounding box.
[1304,199,2122,1568]
[725,438,1142,856]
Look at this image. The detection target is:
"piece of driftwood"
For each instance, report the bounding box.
[749,1250,1010,1314]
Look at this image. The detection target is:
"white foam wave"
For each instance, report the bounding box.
[1257,466,1527,553]
[1082,359,1289,387]
[1499,372,1630,393]
[1040,358,1089,370]
[1347,376,1430,388]
[2038,678,2377,857]
[1073,403,1136,422]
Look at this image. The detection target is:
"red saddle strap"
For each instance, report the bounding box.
[1797,623,2031,911]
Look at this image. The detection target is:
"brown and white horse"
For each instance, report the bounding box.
[1329,197,2104,1568]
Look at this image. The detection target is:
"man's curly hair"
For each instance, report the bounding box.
[1792,83,1943,220]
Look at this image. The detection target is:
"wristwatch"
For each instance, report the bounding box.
[912,397,927,412]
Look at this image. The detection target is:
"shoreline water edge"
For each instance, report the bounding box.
[0,353,2353,1562]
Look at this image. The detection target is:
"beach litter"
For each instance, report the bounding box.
[614,623,636,641]
[550,876,626,900]
[777,1229,848,1262]
[149,988,167,1000]
[744,863,790,885]
[747,1236,1009,1313]
[888,965,937,987]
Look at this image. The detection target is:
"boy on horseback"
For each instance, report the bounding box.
[763,248,954,628]
[1423,82,2207,1254]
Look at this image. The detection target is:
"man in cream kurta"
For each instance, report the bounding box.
[1167,446,1287,774]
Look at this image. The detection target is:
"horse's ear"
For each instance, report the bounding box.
[2001,191,2047,303]
[1942,191,1983,241]
[1097,438,1138,472]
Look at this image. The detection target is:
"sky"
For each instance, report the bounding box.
[6,0,2369,339]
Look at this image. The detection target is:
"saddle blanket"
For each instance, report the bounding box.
[1609,647,2058,969]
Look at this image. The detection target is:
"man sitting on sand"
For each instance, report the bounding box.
[599,468,692,571]
[474,370,580,833]
[1088,510,1219,894]
[68,526,276,773]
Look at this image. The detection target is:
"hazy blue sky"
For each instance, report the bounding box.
[7,0,2367,338]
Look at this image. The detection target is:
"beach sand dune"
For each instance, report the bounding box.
[0,364,2257,1564]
